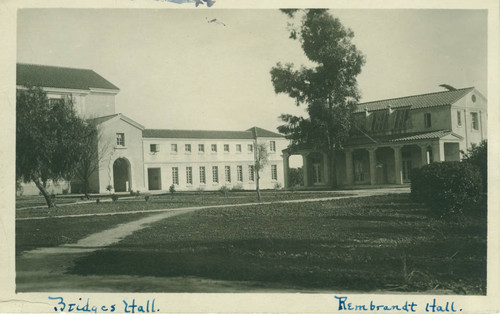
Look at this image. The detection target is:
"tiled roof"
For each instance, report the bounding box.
[143,129,254,139]
[143,127,283,139]
[355,87,474,113]
[16,63,119,91]
[246,126,284,138]
[346,129,462,146]
[390,130,463,142]
[88,114,119,125]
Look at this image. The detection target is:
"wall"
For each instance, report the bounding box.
[84,92,116,118]
[450,89,487,151]
[97,117,146,193]
[142,137,287,191]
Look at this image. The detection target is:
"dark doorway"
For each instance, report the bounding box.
[113,158,131,192]
[148,168,162,190]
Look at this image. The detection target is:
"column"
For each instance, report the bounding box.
[393,146,403,185]
[432,141,444,162]
[283,153,289,188]
[322,152,329,185]
[368,148,377,185]
[345,149,354,186]
[301,153,309,187]
[419,144,428,166]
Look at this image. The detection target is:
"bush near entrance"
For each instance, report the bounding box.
[411,161,482,218]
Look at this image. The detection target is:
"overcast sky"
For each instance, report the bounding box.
[17,9,487,132]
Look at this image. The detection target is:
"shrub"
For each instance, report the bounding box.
[196,187,205,194]
[129,190,135,196]
[106,185,113,193]
[231,183,243,191]
[135,190,141,197]
[462,140,487,192]
[62,188,69,195]
[169,184,176,194]
[144,195,150,202]
[111,194,119,202]
[220,185,230,197]
[411,161,482,217]
[96,198,100,204]
[288,167,304,187]
[274,182,283,190]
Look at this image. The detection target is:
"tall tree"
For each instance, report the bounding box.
[270,9,365,187]
[16,86,91,207]
[254,142,269,202]
[73,123,111,199]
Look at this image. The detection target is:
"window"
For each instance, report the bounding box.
[212,166,219,183]
[199,166,206,184]
[225,166,231,182]
[271,165,278,180]
[371,111,389,131]
[171,144,178,153]
[150,144,159,153]
[424,113,432,128]
[211,144,217,152]
[224,144,230,152]
[270,141,276,152]
[116,133,125,146]
[471,112,479,130]
[172,167,179,185]
[237,165,243,182]
[248,165,255,181]
[248,144,254,152]
[236,144,242,152]
[198,144,205,152]
[185,144,191,152]
[393,109,410,130]
[457,111,462,127]
[186,167,192,185]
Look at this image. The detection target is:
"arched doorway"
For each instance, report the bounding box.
[113,158,131,192]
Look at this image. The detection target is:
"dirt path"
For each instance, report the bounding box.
[16,187,411,292]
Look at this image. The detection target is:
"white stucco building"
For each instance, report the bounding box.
[283,87,487,188]
[16,63,287,194]
[17,64,487,195]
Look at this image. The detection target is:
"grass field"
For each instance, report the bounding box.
[16,213,155,254]
[69,194,487,294]
[16,190,350,218]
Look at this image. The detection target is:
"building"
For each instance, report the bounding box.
[16,63,287,195]
[283,87,487,188]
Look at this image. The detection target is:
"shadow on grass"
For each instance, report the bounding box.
[69,237,486,293]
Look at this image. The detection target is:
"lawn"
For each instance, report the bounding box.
[16,190,350,218]
[16,213,155,254]
[16,194,81,209]
[69,194,487,294]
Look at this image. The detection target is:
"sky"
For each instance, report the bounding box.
[17,8,487,133]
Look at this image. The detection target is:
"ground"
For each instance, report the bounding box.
[15,188,486,294]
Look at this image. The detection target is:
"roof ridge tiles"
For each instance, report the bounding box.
[358,87,474,106]
[17,62,94,72]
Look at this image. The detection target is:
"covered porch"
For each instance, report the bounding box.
[282,130,463,188]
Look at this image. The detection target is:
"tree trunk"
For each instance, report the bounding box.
[83,177,90,199]
[33,178,55,208]
[329,149,337,189]
[256,172,262,202]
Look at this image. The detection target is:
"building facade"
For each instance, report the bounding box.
[16,64,287,195]
[283,87,487,188]
[17,64,487,194]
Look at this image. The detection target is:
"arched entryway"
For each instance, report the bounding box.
[113,158,131,192]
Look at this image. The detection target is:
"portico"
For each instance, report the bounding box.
[282,130,463,188]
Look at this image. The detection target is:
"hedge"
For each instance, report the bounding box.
[411,161,482,217]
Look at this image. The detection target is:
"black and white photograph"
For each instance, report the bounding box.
[1,0,499,313]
